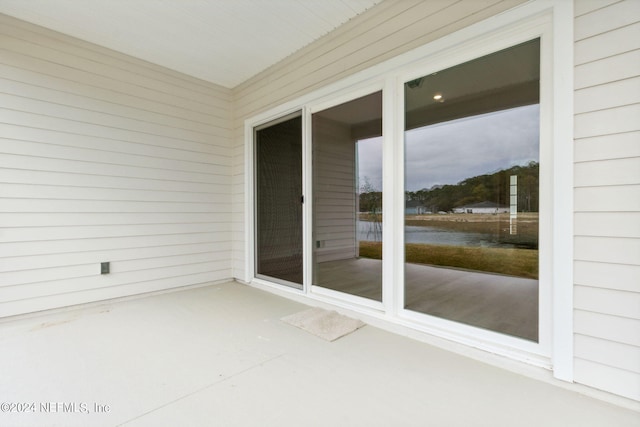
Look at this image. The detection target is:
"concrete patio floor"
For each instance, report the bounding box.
[0,281,638,427]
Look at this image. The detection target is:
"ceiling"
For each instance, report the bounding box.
[0,0,383,88]
[405,38,540,130]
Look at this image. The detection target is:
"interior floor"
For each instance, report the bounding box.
[316,257,538,341]
[1,282,636,427]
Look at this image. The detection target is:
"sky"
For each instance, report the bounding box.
[357,104,540,192]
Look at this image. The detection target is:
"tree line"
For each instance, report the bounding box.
[359,161,539,213]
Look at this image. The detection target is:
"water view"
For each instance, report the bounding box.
[358,221,516,248]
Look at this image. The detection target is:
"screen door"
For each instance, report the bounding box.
[254,113,303,288]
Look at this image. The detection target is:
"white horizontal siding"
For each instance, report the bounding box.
[575,286,640,320]
[575,212,640,238]
[574,104,640,138]
[574,76,640,114]
[575,334,640,374]
[574,157,640,187]
[575,310,640,349]
[573,0,619,16]
[574,0,640,40]
[0,14,232,317]
[4,252,224,287]
[574,261,639,293]
[573,0,640,400]
[574,236,640,266]
[231,0,526,280]
[574,358,640,402]
[2,260,228,302]
[0,243,227,275]
[574,49,640,90]
[0,222,230,244]
[0,17,231,104]
[575,185,640,212]
[0,131,231,170]
[313,117,357,264]
[574,22,640,66]
[574,132,640,162]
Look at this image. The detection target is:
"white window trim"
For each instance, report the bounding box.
[394,17,553,365]
[244,0,573,381]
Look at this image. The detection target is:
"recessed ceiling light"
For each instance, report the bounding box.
[433,93,444,101]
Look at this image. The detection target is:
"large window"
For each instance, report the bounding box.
[403,39,540,341]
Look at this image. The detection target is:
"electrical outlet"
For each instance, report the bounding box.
[101,262,110,274]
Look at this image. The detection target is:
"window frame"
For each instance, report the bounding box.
[395,28,552,360]
[244,0,573,380]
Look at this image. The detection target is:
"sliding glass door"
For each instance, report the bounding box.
[247,9,559,360]
[254,113,303,288]
[312,91,383,301]
[253,41,542,340]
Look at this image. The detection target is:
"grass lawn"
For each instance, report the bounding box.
[359,241,538,279]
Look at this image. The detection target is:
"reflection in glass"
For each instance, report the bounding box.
[404,39,540,341]
[312,92,383,301]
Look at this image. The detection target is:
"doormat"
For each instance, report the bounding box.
[281,307,365,342]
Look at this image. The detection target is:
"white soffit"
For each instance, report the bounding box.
[0,0,383,88]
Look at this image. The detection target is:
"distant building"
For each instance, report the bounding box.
[454,201,509,214]
[405,200,428,215]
